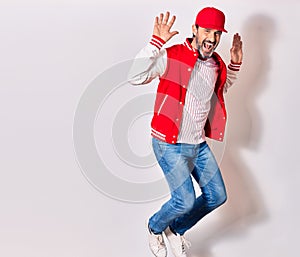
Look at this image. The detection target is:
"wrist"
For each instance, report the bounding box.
[150,35,166,50]
[230,60,242,65]
[228,60,242,71]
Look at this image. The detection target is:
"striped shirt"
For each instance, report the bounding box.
[177,57,219,144]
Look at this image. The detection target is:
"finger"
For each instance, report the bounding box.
[233,33,241,47]
[170,31,179,37]
[235,39,242,49]
[162,11,170,24]
[233,34,238,43]
[234,33,240,39]
[159,13,164,24]
[236,34,241,43]
[154,16,159,26]
[167,15,176,27]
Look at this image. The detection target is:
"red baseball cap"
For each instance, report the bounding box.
[195,7,227,33]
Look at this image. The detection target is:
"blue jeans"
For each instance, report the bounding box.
[149,138,227,235]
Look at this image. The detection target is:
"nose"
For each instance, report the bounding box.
[207,31,216,43]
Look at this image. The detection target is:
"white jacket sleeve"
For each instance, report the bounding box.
[223,61,242,93]
[128,35,167,85]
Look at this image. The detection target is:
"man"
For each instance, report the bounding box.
[128,7,243,257]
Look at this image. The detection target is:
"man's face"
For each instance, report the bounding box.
[192,25,222,59]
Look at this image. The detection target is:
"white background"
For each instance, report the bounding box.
[1,0,299,256]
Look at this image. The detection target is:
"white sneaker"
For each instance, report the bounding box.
[147,224,167,257]
[164,227,191,257]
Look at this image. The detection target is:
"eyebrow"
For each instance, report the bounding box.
[203,28,222,34]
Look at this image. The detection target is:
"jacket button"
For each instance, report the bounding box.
[179,102,183,105]
[176,118,179,121]
[173,135,176,138]
[172,141,175,143]
[187,68,192,72]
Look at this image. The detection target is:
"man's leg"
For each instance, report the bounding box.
[148,138,196,234]
[170,142,227,235]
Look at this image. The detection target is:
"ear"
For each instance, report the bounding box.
[192,24,198,36]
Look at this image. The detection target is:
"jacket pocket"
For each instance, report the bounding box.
[157,95,168,115]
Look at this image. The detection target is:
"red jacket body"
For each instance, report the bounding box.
[150,39,228,144]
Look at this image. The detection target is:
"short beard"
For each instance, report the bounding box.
[196,37,215,59]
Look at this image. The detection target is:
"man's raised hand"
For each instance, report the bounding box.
[153,11,179,42]
[230,33,243,64]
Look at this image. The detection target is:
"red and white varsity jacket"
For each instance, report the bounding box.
[129,36,241,144]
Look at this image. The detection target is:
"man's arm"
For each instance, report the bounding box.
[127,36,167,85]
[128,12,179,85]
[224,33,243,92]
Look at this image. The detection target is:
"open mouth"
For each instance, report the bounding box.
[202,41,214,52]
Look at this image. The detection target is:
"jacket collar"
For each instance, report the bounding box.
[184,38,197,52]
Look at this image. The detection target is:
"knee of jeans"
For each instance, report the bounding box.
[216,192,227,207]
[184,195,195,212]
[173,194,195,214]
[206,190,227,208]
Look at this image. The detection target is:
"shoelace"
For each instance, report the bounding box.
[180,236,191,253]
[157,234,165,249]
[150,234,165,250]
